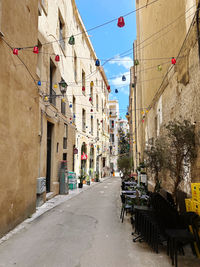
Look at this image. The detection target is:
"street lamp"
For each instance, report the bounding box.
[59,78,68,95]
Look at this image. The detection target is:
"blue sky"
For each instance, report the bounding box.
[76,0,136,118]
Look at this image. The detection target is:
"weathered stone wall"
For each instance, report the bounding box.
[0,0,39,237]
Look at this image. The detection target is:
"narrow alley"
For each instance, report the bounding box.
[0,177,199,267]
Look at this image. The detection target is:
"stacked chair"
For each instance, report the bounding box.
[132,192,200,267]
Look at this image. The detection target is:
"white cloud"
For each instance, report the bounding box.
[109,55,133,70]
[109,71,130,87]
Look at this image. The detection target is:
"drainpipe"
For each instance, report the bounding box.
[196,0,200,60]
[133,42,138,172]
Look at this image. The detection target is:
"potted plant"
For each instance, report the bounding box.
[86,175,90,185]
[78,174,85,188]
[95,172,100,182]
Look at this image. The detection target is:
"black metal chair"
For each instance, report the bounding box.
[166,212,200,267]
[120,194,132,223]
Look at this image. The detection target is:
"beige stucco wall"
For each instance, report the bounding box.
[132,0,200,194]
[0,0,39,237]
[38,0,110,188]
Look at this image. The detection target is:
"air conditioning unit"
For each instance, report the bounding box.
[37,177,46,194]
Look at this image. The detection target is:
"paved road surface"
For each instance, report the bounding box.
[0,177,199,267]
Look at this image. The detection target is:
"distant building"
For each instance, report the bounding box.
[109,100,119,172]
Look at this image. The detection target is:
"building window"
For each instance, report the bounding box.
[91,117,93,135]
[74,51,77,82]
[90,85,93,105]
[63,123,68,149]
[82,69,86,95]
[36,40,42,77]
[96,95,98,111]
[97,119,99,138]
[110,134,114,143]
[59,15,65,51]
[50,60,56,106]
[63,153,67,161]
[82,109,86,132]
[73,96,76,123]
[63,137,67,149]
[110,120,114,128]
[61,100,66,115]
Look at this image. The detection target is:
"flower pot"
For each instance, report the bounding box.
[78,183,83,188]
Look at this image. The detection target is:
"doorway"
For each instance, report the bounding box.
[46,121,53,192]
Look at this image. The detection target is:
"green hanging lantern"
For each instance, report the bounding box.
[134,59,139,66]
[157,65,162,71]
[69,35,75,45]
[132,83,135,88]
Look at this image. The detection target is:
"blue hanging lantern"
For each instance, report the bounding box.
[73,114,76,119]
[95,59,100,67]
[115,89,118,93]
[38,81,41,86]
[122,75,126,81]
[126,112,129,116]
[91,115,93,119]
[69,104,72,108]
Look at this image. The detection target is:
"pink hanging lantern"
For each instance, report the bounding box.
[13,48,19,55]
[33,46,39,54]
[55,55,60,62]
[117,16,125,28]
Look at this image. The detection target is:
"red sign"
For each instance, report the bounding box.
[81,152,88,160]
[73,148,78,154]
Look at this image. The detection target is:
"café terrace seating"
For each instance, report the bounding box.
[120,180,200,267]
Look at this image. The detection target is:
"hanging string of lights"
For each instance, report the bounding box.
[13,0,160,50]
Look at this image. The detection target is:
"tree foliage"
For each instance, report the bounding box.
[145,136,169,191]
[118,128,130,155]
[117,156,132,178]
[165,119,197,198]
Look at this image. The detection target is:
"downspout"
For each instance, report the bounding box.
[133,43,138,171]
[196,0,200,60]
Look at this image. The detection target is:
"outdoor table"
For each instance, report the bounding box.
[121,190,136,195]
[124,182,137,185]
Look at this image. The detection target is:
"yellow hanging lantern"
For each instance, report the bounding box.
[44,96,48,101]
[90,81,94,87]
[54,84,58,89]
[62,98,65,103]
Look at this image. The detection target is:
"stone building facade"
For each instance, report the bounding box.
[0,0,39,237]
[0,0,110,237]
[129,0,200,193]
[37,0,110,196]
[109,100,119,173]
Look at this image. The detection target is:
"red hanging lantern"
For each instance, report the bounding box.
[89,97,92,102]
[13,48,18,55]
[101,120,103,123]
[33,46,39,54]
[55,55,60,62]
[70,117,72,121]
[142,119,145,123]
[107,85,110,92]
[117,16,125,28]
[82,86,85,92]
[171,57,176,65]
[91,109,93,112]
